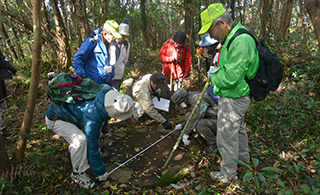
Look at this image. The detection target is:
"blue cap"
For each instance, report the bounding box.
[200,33,218,47]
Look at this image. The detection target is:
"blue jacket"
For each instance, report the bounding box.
[46,86,112,176]
[73,28,115,84]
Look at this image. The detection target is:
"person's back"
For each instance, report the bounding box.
[45,86,135,189]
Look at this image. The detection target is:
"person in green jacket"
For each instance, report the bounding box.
[199,3,259,183]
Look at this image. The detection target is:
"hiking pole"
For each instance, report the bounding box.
[198,55,201,89]
[170,62,174,96]
[107,128,178,176]
[162,79,211,169]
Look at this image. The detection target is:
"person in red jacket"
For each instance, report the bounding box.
[159,31,192,99]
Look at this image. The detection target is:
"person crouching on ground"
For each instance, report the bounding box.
[171,87,219,155]
[126,72,173,129]
[45,85,136,189]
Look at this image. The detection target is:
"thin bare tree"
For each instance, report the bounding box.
[12,0,42,163]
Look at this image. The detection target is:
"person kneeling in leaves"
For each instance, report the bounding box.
[171,87,219,155]
[125,72,173,129]
[45,85,137,189]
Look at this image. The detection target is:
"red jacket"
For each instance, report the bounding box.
[159,39,192,79]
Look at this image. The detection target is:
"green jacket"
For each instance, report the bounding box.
[211,23,259,98]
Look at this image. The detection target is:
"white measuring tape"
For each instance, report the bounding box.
[107,128,178,176]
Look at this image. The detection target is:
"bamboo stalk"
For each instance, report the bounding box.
[162,79,211,169]
[170,62,173,95]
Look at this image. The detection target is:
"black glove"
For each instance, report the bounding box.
[154,92,161,101]
[162,121,173,129]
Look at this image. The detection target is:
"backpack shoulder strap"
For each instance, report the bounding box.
[84,28,101,67]
[227,29,257,51]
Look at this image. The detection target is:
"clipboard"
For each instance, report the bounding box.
[152,97,170,112]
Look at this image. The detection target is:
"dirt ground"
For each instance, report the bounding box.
[99,108,213,188]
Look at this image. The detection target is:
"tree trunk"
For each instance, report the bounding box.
[51,0,72,72]
[278,0,293,41]
[70,0,82,48]
[260,0,273,38]
[141,0,149,48]
[0,22,18,61]
[184,0,194,45]
[77,0,89,40]
[305,0,320,49]
[100,0,110,27]
[12,0,42,163]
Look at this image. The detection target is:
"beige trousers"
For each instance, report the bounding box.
[45,116,90,173]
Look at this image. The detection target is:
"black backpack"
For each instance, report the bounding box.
[227,29,282,101]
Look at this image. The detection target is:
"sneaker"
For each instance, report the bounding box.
[70,172,95,189]
[209,172,238,183]
[203,144,217,155]
[98,171,108,181]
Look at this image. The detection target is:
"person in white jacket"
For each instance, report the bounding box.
[112,23,131,91]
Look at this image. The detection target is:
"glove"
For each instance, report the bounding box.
[207,66,220,78]
[182,134,190,145]
[165,57,176,62]
[154,91,161,101]
[183,71,190,78]
[174,124,182,131]
[162,121,173,129]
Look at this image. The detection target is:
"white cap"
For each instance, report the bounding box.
[119,23,130,36]
[104,90,134,120]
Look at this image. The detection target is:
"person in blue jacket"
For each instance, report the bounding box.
[73,20,122,86]
[45,85,136,189]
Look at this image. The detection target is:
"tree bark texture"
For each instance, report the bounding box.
[12,0,42,163]
[141,0,149,48]
[305,0,320,50]
[184,0,194,45]
[260,0,273,38]
[278,0,293,40]
[50,0,72,72]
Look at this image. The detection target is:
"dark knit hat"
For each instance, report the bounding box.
[173,31,187,44]
[150,72,168,90]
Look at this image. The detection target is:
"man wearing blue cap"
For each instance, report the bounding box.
[199,3,259,183]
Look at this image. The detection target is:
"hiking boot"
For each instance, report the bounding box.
[98,171,108,181]
[70,172,95,189]
[203,144,217,155]
[209,172,238,183]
